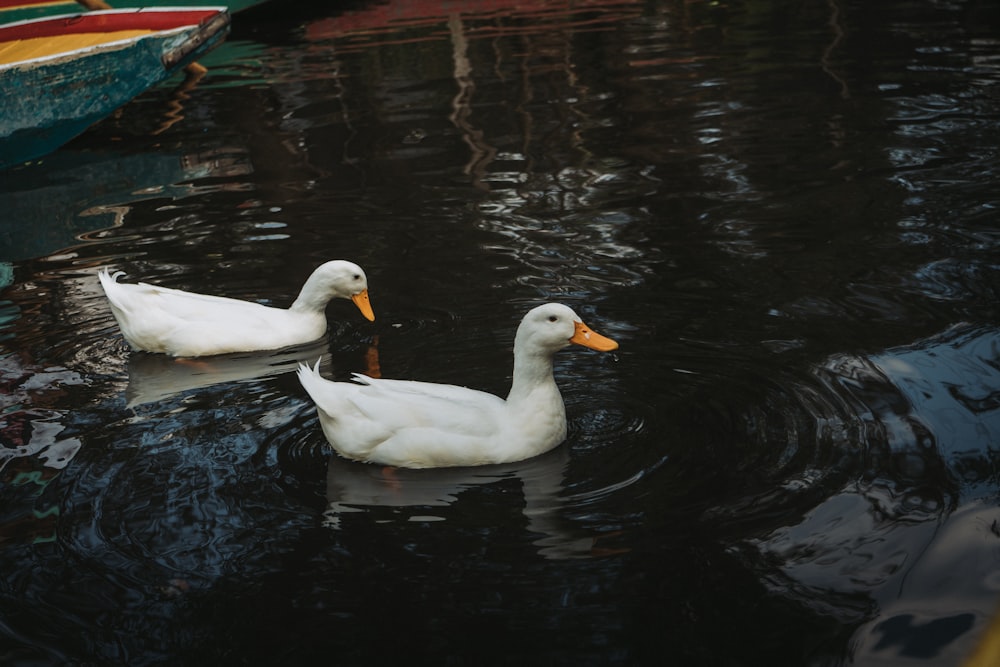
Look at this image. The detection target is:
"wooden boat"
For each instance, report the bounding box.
[0,7,230,169]
[0,0,264,25]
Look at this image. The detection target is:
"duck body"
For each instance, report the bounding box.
[99,260,374,357]
[299,373,566,468]
[297,302,618,468]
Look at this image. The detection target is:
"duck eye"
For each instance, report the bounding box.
[353,274,361,280]
[548,315,558,322]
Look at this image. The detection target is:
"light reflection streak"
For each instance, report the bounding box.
[447,14,496,190]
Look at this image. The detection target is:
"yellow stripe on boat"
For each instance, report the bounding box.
[0,29,157,65]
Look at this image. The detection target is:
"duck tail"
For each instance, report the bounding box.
[296,357,323,390]
[97,268,126,287]
[297,359,337,416]
[98,268,129,309]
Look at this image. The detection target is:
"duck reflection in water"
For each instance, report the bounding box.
[124,340,380,408]
[324,445,627,560]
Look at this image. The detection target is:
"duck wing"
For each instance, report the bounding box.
[109,276,279,322]
[298,364,510,466]
[100,269,323,355]
[302,369,505,433]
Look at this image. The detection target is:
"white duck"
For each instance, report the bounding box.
[99,260,374,357]
[297,302,618,468]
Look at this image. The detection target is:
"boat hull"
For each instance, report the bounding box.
[0,0,261,24]
[0,8,229,168]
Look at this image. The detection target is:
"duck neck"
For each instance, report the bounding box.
[289,275,326,313]
[506,350,559,406]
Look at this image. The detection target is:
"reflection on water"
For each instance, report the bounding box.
[0,355,84,547]
[325,445,628,559]
[125,341,330,407]
[123,333,382,407]
[743,324,1000,664]
[0,147,252,263]
[1,0,1000,664]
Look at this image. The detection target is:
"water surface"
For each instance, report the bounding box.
[2,0,1000,664]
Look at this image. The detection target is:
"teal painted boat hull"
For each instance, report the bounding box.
[0,0,263,25]
[0,8,230,169]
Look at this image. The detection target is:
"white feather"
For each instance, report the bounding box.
[297,303,618,468]
[98,261,374,357]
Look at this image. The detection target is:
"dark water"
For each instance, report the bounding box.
[2,0,1000,664]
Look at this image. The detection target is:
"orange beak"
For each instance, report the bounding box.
[569,320,618,351]
[351,289,375,321]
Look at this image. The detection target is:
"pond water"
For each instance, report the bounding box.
[2,0,1000,664]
